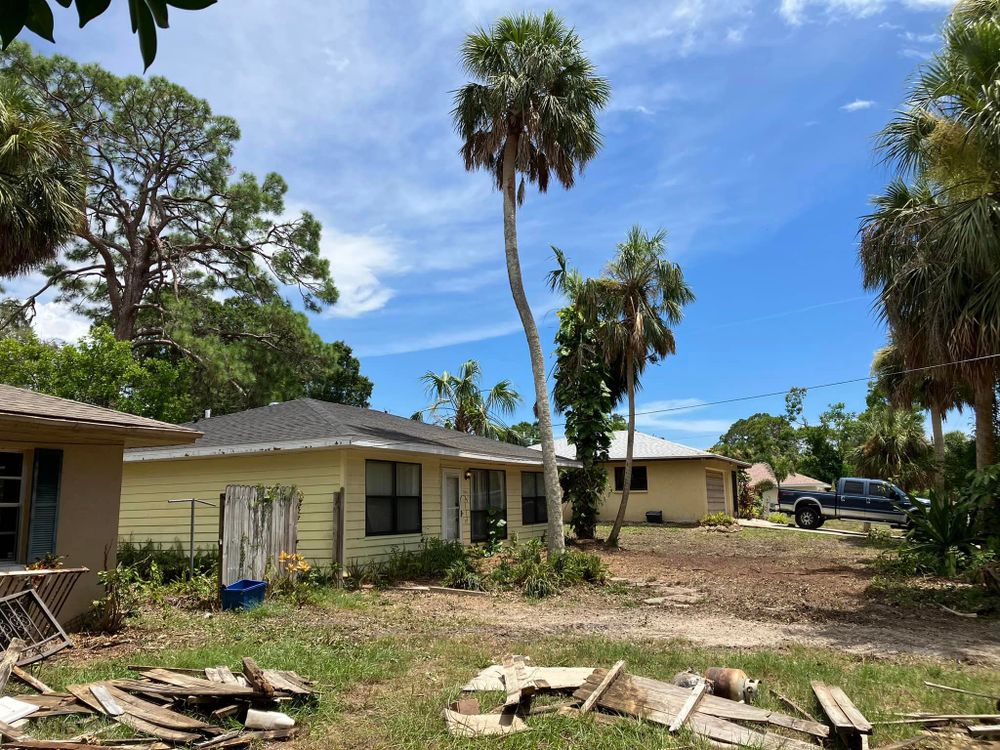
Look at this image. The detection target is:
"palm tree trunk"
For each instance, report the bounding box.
[974,378,996,470]
[607,358,635,547]
[500,134,565,555]
[930,407,945,490]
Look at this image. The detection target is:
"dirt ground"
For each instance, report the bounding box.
[377,525,1000,666]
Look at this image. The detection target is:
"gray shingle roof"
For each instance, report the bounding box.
[534,430,748,466]
[0,384,201,447]
[126,398,576,465]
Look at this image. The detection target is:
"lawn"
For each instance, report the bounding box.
[21,526,1000,750]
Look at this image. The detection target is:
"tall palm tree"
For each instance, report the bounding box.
[452,12,610,553]
[598,226,694,547]
[871,0,1000,469]
[419,360,521,442]
[871,340,965,488]
[852,404,936,490]
[0,77,84,277]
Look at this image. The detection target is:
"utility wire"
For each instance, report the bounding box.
[552,351,1000,428]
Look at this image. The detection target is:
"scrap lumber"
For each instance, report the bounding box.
[442,707,528,738]
[968,724,1000,738]
[0,639,26,693]
[88,686,124,717]
[133,670,254,696]
[923,681,1000,705]
[573,670,817,750]
[101,685,221,733]
[500,655,535,708]
[66,684,203,745]
[812,681,872,750]
[13,666,54,695]
[617,673,829,738]
[240,658,274,699]
[461,665,595,692]
[578,660,625,715]
[1,741,177,750]
[669,679,709,733]
[0,718,29,740]
[194,728,298,749]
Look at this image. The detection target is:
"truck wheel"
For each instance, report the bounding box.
[795,506,822,530]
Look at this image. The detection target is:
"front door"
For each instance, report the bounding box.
[442,470,462,541]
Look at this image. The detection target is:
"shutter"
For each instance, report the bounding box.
[705,470,726,514]
[28,449,62,563]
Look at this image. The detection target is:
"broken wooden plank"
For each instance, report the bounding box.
[113,678,252,698]
[66,684,205,744]
[923,681,1000,702]
[500,655,534,708]
[134,669,254,696]
[210,706,239,721]
[261,670,310,696]
[669,679,708,733]
[442,708,528,738]
[574,670,816,750]
[102,684,221,733]
[828,684,872,734]
[968,724,1000,739]
[194,728,298,749]
[12,666,54,695]
[0,718,28,740]
[579,672,829,739]
[0,639,26,694]
[578,660,625,715]
[88,686,124,717]
[240,658,274,698]
[528,700,577,715]
[461,665,594,692]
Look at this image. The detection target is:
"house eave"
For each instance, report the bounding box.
[124,436,581,468]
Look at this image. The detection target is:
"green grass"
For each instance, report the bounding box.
[21,591,1000,750]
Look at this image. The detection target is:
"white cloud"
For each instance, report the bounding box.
[631,399,733,436]
[726,27,747,42]
[841,98,876,111]
[32,301,90,343]
[318,228,406,318]
[780,0,955,26]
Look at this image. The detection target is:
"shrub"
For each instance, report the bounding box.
[766,512,791,525]
[699,512,735,527]
[865,526,897,549]
[551,549,609,584]
[898,492,980,576]
[118,539,217,582]
[442,558,487,591]
[89,564,144,633]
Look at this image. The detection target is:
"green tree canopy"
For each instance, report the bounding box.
[713,412,800,482]
[0,46,371,413]
[0,326,192,421]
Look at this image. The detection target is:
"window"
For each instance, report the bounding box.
[614,466,648,492]
[842,479,864,495]
[469,469,506,542]
[0,452,22,562]
[521,472,547,526]
[365,460,421,536]
[869,482,888,498]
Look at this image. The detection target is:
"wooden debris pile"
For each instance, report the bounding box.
[450,658,1000,747]
[0,655,315,750]
[448,656,829,747]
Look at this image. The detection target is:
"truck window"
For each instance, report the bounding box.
[869,482,888,497]
[842,480,864,494]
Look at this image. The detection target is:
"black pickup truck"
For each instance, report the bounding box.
[775,477,927,529]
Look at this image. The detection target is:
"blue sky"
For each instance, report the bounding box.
[20,0,968,447]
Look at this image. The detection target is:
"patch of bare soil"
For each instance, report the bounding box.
[379,527,1000,666]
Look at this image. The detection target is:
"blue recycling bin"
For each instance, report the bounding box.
[221,578,267,610]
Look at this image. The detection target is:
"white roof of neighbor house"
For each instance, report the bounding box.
[532,431,749,466]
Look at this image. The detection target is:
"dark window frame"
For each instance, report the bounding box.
[365,459,422,537]
[614,466,648,492]
[469,468,507,543]
[520,471,548,526]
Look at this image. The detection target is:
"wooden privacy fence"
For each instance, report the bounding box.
[219,484,301,587]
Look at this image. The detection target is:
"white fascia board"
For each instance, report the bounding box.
[124,436,579,467]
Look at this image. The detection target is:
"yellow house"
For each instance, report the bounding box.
[545,431,749,523]
[0,385,200,622]
[119,399,578,570]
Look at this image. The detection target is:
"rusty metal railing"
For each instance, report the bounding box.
[0,567,88,620]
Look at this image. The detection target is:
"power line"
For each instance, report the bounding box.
[552,351,1000,427]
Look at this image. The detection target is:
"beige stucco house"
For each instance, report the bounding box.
[541,431,749,524]
[0,385,200,622]
[119,399,579,569]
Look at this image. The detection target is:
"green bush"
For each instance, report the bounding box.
[118,539,217,582]
[699,512,735,527]
[766,512,791,525]
[898,493,980,576]
[383,538,469,581]
[442,558,487,591]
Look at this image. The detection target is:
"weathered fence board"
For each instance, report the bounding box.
[219,485,300,586]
